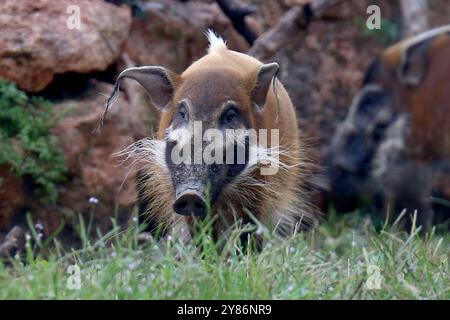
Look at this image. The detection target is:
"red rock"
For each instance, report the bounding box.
[0,0,132,92]
[46,81,149,234]
[124,0,249,73]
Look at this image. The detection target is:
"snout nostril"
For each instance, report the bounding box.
[194,201,205,210]
[173,192,207,216]
[177,201,188,210]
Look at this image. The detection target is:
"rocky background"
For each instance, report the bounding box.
[0,0,448,243]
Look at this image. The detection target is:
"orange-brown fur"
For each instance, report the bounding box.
[375,27,450,161]
[136,34,316,241]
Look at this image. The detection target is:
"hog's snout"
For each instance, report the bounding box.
[173,191,207,216]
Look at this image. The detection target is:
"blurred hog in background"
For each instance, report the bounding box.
[327,25,450,228]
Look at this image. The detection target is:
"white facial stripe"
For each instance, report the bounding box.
[166,126,193,147]
[222,100,238,108]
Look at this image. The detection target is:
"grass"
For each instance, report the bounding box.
[0,211,448,300]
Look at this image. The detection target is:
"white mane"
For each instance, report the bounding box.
[206,29,227,54]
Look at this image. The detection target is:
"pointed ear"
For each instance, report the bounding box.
[251,62,279,111]
[398,38,431,87]
[96,66,177,132]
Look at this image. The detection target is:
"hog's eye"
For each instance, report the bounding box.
[178,102,188,121]
[221,106,239,126]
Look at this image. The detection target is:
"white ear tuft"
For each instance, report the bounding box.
[205,29,227,54]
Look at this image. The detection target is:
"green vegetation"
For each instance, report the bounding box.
[355,16,399,46]
[0,79,67,203]
[0,211,448,299]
